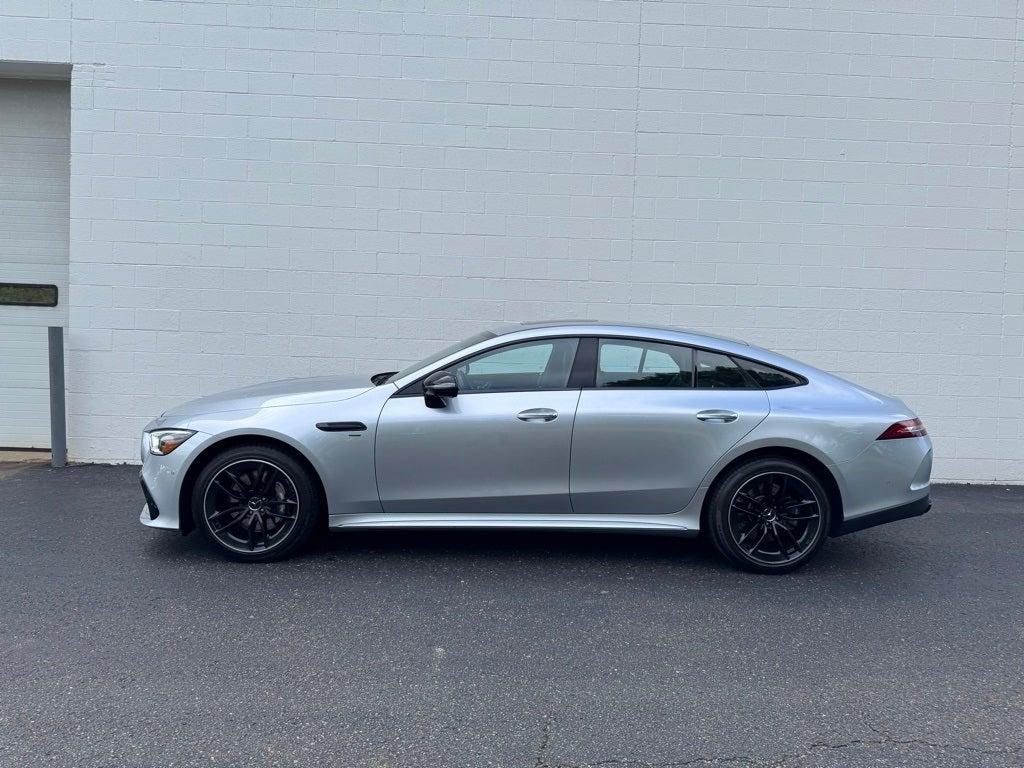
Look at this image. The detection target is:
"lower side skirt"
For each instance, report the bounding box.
[328,514,699,536]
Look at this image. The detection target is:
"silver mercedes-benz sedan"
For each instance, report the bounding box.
[139,321,932,573]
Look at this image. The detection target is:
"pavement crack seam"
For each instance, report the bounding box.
[535,724,1024,768]
[763,724,1024,768]
[534,716,553,768]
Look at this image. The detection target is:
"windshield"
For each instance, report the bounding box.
[388,331,496,382]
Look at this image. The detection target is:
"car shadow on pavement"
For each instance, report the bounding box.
[142,520,911,581]
[147,522,716,565]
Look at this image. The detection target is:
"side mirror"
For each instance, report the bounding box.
[423,370,458,405]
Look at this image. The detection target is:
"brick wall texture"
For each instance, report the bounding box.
[1,0,1021,480]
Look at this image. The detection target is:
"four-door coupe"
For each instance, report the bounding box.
[139,321,932,572]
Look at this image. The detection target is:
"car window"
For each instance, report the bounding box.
[695,350,753,389]
[736,358,805,388]
[391,330,496,381]
[452,338,579,392]
[597,340,693,388]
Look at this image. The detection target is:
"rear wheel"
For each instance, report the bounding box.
[191,444,321,562]
[707,457,831,574]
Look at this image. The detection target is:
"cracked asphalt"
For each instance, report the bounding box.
[1,461,1022,768]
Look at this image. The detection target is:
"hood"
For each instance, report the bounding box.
[161,375,376,420]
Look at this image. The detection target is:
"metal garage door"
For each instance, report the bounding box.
[0,78,70,448]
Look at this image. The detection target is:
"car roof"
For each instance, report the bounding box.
[490,320,750,348]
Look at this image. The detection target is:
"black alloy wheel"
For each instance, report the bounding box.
[727,471,823,565]
[707,458,831,573]
[192,444,320,562]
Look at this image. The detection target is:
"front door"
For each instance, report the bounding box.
[375,337,581,516]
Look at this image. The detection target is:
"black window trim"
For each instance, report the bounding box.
[567,336,597,389]
[392,334,587,397]
[391,333,808,397]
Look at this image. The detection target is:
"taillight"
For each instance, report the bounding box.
[877,418,927,440]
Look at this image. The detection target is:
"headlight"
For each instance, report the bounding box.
[147,429,195,456]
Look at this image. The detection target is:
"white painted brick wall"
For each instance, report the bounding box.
[0,0,1021,481]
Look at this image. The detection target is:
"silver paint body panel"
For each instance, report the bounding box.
[139,322,932,536]
[376,390,582,516]
[570,388,769,516]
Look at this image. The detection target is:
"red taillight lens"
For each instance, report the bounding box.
[877,418,927,440]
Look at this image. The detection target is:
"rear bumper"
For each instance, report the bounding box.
[833,494,931,536]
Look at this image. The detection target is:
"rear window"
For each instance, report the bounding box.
[597,339,693,388]
[695,350,752,389]
[737,358,805,389]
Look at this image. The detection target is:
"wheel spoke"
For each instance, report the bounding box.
[212,510,248,535]
[266,499,298,507]
[736,522,763,547]
[780,512,819,521]
[259,467,277,496]
[212,477,241,500]
[774,475,788,503]
[769,524,789,560]
[782,499,816,512]
[263,509,296,521]
[223,469,247,490]
[208,503,244,522]
[743,527,769,555]
[776,521,802,554]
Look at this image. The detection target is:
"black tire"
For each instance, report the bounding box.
[191,444,321,562]
[706,457,831,574]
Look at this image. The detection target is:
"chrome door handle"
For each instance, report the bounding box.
[696,410,738,423]
[517,408,558,422]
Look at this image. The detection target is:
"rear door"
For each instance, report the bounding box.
[570,340,769,516]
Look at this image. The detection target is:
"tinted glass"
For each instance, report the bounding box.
[597,340,692,388]
[696,350,752,389]
[738,358,804,388]
[453,338,579,392]
[391,331,496,381]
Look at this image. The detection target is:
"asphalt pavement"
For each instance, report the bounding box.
[1,460,1022,767]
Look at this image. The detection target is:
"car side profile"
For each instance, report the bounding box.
[139,321,932,573]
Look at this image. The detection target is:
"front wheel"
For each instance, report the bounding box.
[191,444,321,562]
[706,458,831,574]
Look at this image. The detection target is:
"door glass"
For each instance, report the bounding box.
[391,330,496,381]
[597,340,693,388]
[452,338,579,392]
[695,350,752,389]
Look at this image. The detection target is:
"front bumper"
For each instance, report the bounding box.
[139,503,176,529]
[139,471,179,530]
[138,429,209,531]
